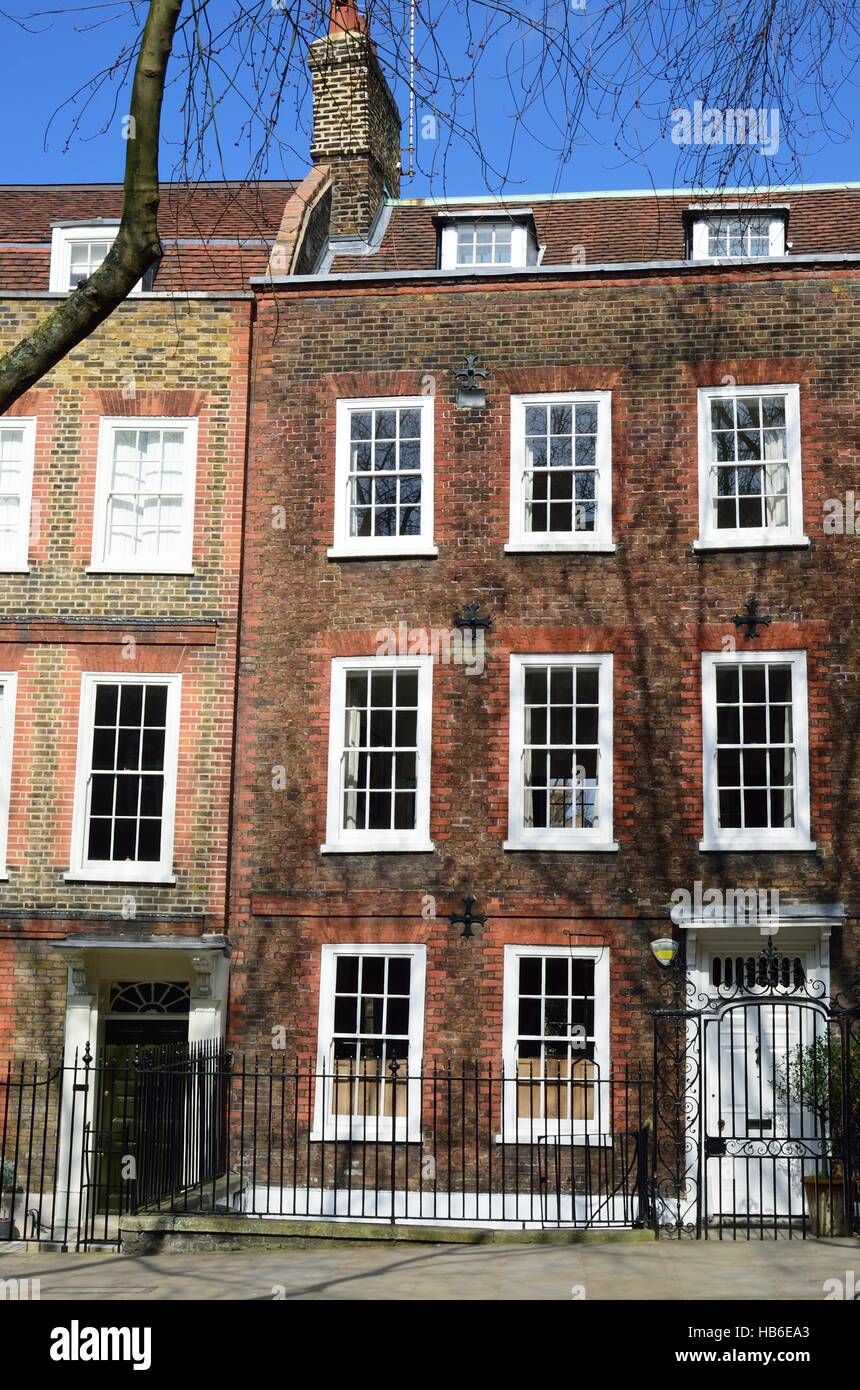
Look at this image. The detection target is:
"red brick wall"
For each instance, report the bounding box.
[0,298,252,1062]
[231,263,860,1058]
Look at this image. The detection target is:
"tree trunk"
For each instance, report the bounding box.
[0,0,183,414]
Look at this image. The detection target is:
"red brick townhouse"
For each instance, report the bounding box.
[0,179,301,1078]
[227,2,860,1232]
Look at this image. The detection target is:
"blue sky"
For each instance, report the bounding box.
[1,1,860,195]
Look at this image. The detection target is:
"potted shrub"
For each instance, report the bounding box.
[776,1031,860,1237]
[0,1159,19,1240]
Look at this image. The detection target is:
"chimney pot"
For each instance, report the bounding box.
[329,0,367,34]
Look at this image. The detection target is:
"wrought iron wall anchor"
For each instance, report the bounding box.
[733,597,772,640]
[453,601,493,636]
[454,354,489,408]
[449,895,486,939]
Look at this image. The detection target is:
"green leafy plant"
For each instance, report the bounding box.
[776,1030,860,1158]
[1,1158,16,1196]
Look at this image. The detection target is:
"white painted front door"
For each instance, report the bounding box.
[704,951,825,1223]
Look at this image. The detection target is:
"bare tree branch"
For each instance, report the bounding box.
[0,0,181,412]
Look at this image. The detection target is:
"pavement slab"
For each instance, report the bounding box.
[1,1236,859,1300]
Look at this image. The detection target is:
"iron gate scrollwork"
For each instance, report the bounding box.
[651,939,860,1239]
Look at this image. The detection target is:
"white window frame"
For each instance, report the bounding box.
[700,650,814,852]
[0,673,19,879]
[329,396,436,559]
[322,655,434,854]
[506,391,614,553]
[695,384,807,550]
[0,418,35,573]
[49,223,143,294]
[90,417,198,574]
[505,653,617,852]
[439,219,534,270]
[66,672,182,883]
[501,944,610,1144]
[312,942,426,1141]
[690,214,785,260]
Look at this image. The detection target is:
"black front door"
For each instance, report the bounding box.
[95,1016,188,1212]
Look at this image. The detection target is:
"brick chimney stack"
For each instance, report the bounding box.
[309,0,402,239]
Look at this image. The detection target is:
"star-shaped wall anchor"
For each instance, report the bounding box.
[733,597,772,640]
[448,896,486,940]
[453,601,493,636]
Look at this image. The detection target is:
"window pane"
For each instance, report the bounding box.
[328,952,414,1118]
[714,662,797,832]
[348,405,425,539]
[105,426,187,562]
[335,955,359,993]
[522,663,600,831]
[86,682,169,865]
[515,954,598,1124]
[522,397,600,535]
[709,392,791,532]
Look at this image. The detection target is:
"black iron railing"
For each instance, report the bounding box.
[139,1052,654,1229]
[7,1029,855,1248]
[0,1046,652,1243]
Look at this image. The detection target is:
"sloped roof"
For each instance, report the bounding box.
[327,184,860,274]
[0,180,297,292]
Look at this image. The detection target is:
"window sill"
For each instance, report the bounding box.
[698,838,816,854]
[504,541,616,555]
[0,566,30,575]
[504,838,619,853]
[63,870,177,884]
[494,1132,614,1147]
[86,566,195,576]
[326,545,439,561]
[320,840,435,855]
[693,536,810,552]
[309,1129,422,1144]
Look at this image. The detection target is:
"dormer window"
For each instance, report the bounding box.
[689,212,785,260]
[438,213,538,270]
[69,238,114,287]
[49,222,143,294]
[455,221,513,266]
